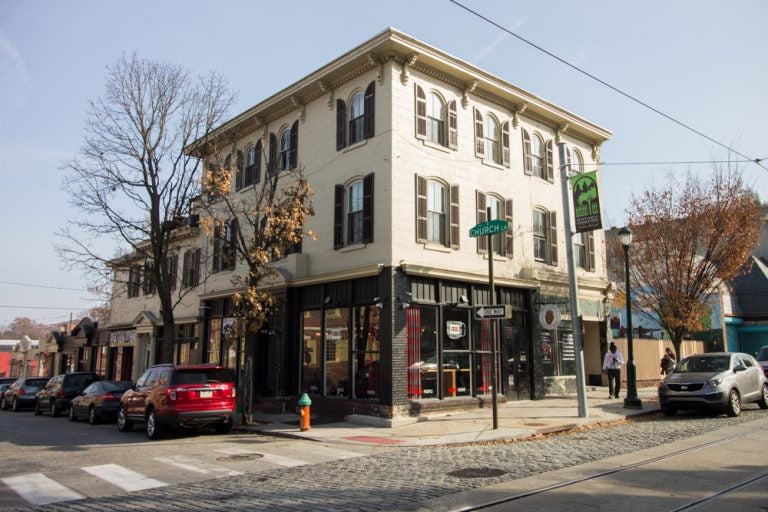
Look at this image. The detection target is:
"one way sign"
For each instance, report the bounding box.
[474,305,512,320]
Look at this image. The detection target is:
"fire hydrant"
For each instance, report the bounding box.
[298,393,312,431]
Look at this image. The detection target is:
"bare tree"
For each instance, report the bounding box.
[1,317,49,340]
[57,53,236,363]
[613,166,762,360]
[195,139,314,337]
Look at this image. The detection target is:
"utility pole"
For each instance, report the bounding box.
[558,142,588,418]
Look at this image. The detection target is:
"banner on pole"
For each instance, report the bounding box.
[570,170,603,233]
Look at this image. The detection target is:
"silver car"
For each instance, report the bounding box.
[658,352,768,417]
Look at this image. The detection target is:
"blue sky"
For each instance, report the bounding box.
[1,0,766,329]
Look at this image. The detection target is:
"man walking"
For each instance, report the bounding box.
[603,342,625,399]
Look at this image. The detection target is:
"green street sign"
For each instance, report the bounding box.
[469,219,509,238]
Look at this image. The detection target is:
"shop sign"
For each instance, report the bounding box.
[539,305,562,330]
[109,330,136,347]
[446,321,465,340]
[571,170,603,233]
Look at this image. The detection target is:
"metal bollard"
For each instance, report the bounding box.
[298,393,312,431]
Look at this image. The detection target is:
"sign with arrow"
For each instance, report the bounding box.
[474,304,512,320]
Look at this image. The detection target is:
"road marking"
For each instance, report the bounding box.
[310,445,366,459]
[1,473,83,505]
[82,464,167,492]
[154,455,243,477]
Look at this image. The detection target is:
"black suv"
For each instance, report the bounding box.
[35,372,100,417]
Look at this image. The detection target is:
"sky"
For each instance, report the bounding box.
[0,0,766,329]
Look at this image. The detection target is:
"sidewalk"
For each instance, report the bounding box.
[237,386,660,447]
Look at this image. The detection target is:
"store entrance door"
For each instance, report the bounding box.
[502,312,533,401]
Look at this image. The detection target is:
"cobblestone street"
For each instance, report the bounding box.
[9,407,766,512]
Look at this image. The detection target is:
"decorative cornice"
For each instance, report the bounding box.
[401,53,419,85]
[592,143,601,162]
[367,52,384,85]
[317,80,333,109]
[462,80,478,109]
[290,95,305,123]
[512,103,527,128]
[556,123,569,144]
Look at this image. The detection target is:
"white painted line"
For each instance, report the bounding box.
[82,464,167,492]
[312,446,366,460]
[154,455,243,477]
[1,473,84,505]
[214,448,307,467]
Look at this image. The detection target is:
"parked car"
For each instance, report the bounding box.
[756,346,768,376]
[117,364,236,440]
[0,377,17,396]
[1,377,50,412]
[68,380,133,424]
[35,372,100,417]
[658,352,768,417]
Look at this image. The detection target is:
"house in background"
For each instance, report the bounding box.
[108,28,613,423]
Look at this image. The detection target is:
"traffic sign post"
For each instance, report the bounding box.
[469,211,511,429]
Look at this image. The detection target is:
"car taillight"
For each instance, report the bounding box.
[18,388,26,396]
[102,392,116,401]
[57,391,65,399]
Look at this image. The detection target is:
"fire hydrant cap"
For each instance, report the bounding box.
[298,393,312,407]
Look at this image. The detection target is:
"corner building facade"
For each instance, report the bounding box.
[110,28,613,423]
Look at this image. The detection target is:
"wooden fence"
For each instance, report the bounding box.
[609,337,706,386]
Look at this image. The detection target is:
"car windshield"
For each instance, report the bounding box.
[676,356,730,373]
[756,347,768,362]
[26,379,49,387]
[102,381,132,392]
[170,368,235,385]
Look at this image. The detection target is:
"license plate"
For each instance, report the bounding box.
[200,390,213,398]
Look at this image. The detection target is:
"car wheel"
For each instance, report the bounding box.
[661,407,677,417]
[50,402,60,418]
[34,400,42,415]
[12,397,21,412]
[88,406,99,425]
[757,384,768,410]
[117,406,133,432]
[146,409,164,440]
[214,422,233,435]
[68,406,77,421]
[727,389,741,417]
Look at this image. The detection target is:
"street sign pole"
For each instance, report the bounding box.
[559,142,589,418]
[487,206,499,429]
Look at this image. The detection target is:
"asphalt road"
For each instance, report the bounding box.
[1,404,767,511]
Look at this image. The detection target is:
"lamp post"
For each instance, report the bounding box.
[618,227,642,409]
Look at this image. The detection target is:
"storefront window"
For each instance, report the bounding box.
[352,305,380,399]
[222,317,236,369]
[473,319,493,396]
[208,318,221,365]
[325,308,350,397]
[302,310,322,395]
[407,306,438,399]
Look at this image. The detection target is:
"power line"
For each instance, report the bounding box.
[0,280,93,293]
[447,0,768,172]
[0,305,81,311]
[599,159,758,166]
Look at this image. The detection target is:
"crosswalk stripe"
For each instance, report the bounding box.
[154,455,243,477]
[82,464,167,492]
[1,473,83,505]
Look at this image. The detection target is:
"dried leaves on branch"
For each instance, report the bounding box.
[612,167,762,358]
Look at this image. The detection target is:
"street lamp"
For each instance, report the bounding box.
[618,227,642,409]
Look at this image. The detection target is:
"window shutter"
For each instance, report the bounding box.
[363,81,375,139]
[363,173,374,243]
[415,84,427,139]
[268,133,277,176]
[235,150,243,191]
[289,120,298,169]
[254,140,262,184]
[549,211,558,265]
[448,100,458,149]
[212,225,221,273]
[474,108,484,157]
[336,99,347,150]
[334,184,344,249]
[228,218,238,271]
[587,230,595,271]
[168,254,178,291]
[415,175,427,243]
[502,121,510,167]
[181,251,190,288]
[449,184,460,250]
[522,129,532,175]
[476,191,487,254]
[546,139,554,182]
[193,248,201,286]
[504,198,514,257]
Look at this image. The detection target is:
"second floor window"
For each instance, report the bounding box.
[334,174,374,248]
[533,208,558,265]
[142,260,156,295]
[212,219,237,273]
[182,248,201,288]
[415,175,459,250]
[573,231,596,271]
[127,265,141,298]
[476,192,513,257]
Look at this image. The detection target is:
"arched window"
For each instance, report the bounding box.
[334,174,374,249]
[349,91,365,144]
[572,149,583,173]
[279,128,291,170]
[484,116,501,164]
[531,135,545,178]
[427,92,446,146]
